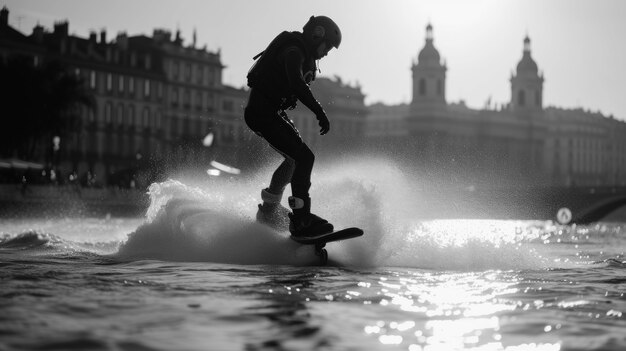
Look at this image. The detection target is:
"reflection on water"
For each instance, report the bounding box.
[244,270,326,350]
[1,214,625,350]
[359,271,532,350]
[238,265,575,350]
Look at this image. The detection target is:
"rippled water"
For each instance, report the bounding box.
[1,163,626,350]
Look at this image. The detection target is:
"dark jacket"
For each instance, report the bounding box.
[247,31,323,115]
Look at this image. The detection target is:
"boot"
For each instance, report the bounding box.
[256,188,290,231]
[288,196,334,238]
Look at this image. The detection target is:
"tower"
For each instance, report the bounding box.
[1,6,8,27]
[510,35,544,113]
[411,24,447,108]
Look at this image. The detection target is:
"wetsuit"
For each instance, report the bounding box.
[244,31,327,208]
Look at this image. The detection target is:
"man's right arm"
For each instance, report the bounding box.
[283,47,330,135]
[283,47,324,116]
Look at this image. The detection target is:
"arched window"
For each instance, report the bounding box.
[535,90,541,107]
[518,90,526,106]
[419,79,426,96]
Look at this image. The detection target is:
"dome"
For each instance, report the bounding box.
[516,54,538,74]
[516,36,538,74]
[418,41,441,64]
[417,24,441,66]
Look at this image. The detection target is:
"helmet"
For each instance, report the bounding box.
[303,15,342,50]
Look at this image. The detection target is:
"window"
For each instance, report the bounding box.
[143,108,150,128]
[223,100,234,112]
[535,90,541,107]
[129,78,135,94]
[173,62,179,79]
[127,106,135,126]
[419,79,426,96]
[106,74,113,92]
[116,104,124,125]
[134,107,141,127]
[518,90,525,106]
[184,90,191,108]
[119,76,125,93]
[158,82,163,99]
[437,79,442,96]
[196,91,203,110]
[172,88,179,106]
[105,102,113,124]
[145,54,151,70]
[206,93,215,111]
[185,64,191,80]
[144,80,150,97]
[90,71,97,89]
[152,111,159,129]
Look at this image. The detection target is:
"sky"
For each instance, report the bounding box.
[4,0,626,121]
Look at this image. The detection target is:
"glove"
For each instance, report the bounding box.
[316,111,330,135]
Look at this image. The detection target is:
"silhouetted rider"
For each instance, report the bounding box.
[245,15,341,238]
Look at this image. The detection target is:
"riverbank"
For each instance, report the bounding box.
[0,184,148,218]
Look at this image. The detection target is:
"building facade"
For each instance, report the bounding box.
[3,6,623,189]
[369,23,626,189]
[0,7,368,185]
[0,7,251,186]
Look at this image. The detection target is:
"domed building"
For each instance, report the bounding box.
[411,24,447,109]
[367,23,626,189]
[510,36,544,112]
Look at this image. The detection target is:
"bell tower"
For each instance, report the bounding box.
[510,35,544,113]
[411,24,447,108]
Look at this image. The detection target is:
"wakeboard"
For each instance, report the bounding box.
[290,227,363,265]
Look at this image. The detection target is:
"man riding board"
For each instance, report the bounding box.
[244,15,341,238]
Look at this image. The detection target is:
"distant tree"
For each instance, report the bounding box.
[0,57,94,160]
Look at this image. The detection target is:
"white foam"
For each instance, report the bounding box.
[116,158,550,269]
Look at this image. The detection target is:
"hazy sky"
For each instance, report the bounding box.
[4,0,626,121]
